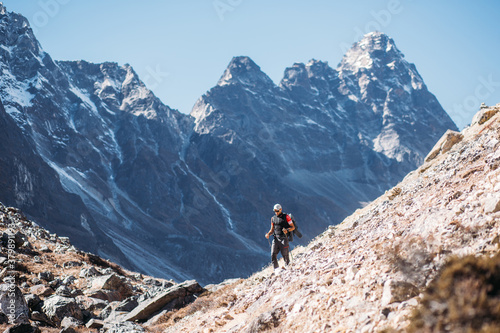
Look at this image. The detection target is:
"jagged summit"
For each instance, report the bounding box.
[338,31,405,73]
[217,56,275,88]
[280,59,338,93]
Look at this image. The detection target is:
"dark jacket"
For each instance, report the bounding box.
[271,212,293,237]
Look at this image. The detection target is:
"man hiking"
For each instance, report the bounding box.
[265,204,295,270]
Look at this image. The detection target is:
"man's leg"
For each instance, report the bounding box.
[271,238,280,269]
[281,237,290,266]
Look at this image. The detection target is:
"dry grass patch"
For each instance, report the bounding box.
[408,253,500,333]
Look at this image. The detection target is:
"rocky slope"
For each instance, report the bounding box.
[153,104,500,332]
[0,201,206,333]
[0,1,457,284]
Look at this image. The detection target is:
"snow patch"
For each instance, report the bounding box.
[70,86,99,116]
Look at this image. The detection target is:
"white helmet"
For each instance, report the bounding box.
[273,204,282,211]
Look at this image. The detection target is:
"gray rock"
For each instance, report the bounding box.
[0,283,30,324]
[115,296,139,312]
[483,193,500,214]
[472,106,499,125]
[23,294,41,309]
[85,318,104,329]
[425,130,463,162]
[37,271,54,282]
[101,268,115,275]
[123,280,204,322]
[38,245,50,253]
[247,308,285,333]
[29,284,54,297]
[381,279,419,306]
[102,321,145,333]
[79,266,101,278]
[41,295,83,326]
[30,311,50,324]
[86,274,133,302]
[62,276,76,286]
[99,301,120,320]
[143,278,162,286]
[1,231,28,249]
[60,316,83,328]
[2,323,41,333]
[75,295,108,313]
[48,278,62,289]
[0,312,7,324]
[32,257,42,264]
[55,285,72,297]
[62,261,82,269]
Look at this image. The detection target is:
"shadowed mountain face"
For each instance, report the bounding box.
[0,3,456,284]
[187,33,457,255]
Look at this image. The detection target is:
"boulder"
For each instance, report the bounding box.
[62,276,76,286]
[79,266,101,278]
[0,283,30,324]
[472,106,499,125]
[99,301,120,320]
[2,323,41,333]
[75,296,108,313]
[37,271,54,282]
[85,274,133,302]
[29,284,54,297]
[23,294,41,309]
[30,311,50,324]
[0,312,8,324]
[85,318,104,329]
[55,285,72,297]
[115,296,139,312]
[60,316,83,328]
[1,231,28,249]
[62,261,82,269]
[381,279,419,306]
[123,280,204,322]
[483,193,500,214]
[425,130,463,162]
[41,295,83,326]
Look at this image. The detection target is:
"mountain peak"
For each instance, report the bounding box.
[217,56,274,88]
[338,31,403,72]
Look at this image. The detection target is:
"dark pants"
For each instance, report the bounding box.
[271,235,290,269]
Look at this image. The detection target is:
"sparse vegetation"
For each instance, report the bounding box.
[381,235,436,286]
[408,253,500,333]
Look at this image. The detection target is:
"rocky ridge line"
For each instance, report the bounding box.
[155,104,500,332]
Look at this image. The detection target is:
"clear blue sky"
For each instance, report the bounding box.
[2,0,500,129]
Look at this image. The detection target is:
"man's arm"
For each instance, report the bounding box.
[283,215,295,234]
[265,222,274,239]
